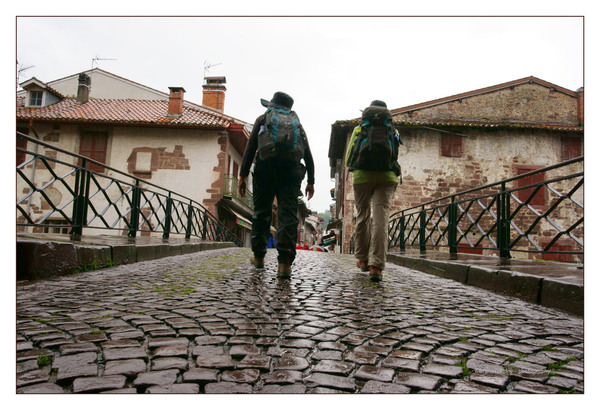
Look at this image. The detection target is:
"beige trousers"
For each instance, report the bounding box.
[353,181,397,270]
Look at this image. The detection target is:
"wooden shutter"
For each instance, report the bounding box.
[79,131,108,172]
[516,166,545,206]
[561,136,582,160]
[441,135,463,157]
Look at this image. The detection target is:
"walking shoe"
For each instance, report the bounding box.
[250,257,264,269]
[369,266,382,282]
[356,260,369,272]
[277,263,292,278]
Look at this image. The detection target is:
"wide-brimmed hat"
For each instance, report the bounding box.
[369,100,387,108]
[261,91,294,110]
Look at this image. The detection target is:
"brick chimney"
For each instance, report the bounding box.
[576,87,584,126]
[167,87,186,117]
[76,73,91,104]
[202,76,226,111]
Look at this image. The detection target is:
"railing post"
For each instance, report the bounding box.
[497,183,511,258]
[163,194,173,239]
[419,207,426,253]
[202,214,208,240]
[71,160,89,236]
[185,202,193,239]
[399,214,406,252]
[128,180,141,237]
[448,196,458,254]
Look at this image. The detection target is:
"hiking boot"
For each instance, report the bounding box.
[250,257,264,269]
[277,263,292,278]
[356,259,369,272]
[369,266,382,282]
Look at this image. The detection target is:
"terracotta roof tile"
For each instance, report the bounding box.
[333,118,583,132]
[16,97,232,128]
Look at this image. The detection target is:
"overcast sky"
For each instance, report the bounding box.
[13,8,587,213]
[6,3,599,406]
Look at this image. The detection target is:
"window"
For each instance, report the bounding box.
[43,219,70,234]
[17,128,29,165]
[516,166,545,206]
[561,136,582,160]
[233,161,239,179]
[542,242,572,263]
[78,131,108,172]
[441,135,463,157]
[458,242,483,255]
[29,91,43,106]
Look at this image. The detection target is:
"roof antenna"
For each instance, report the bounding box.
[92,56,117,69]
[203,60,222,78]
[17,60,35,86]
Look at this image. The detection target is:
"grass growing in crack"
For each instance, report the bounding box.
[548,357,577,371]
[34,318,56,324]
[37,355,52,367]
[460,357,474,377]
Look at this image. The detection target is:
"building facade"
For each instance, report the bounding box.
[17,69,254,245]
[328,76,583,261]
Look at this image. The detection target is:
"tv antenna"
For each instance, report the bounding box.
[92,56,117,69]
[203,60,222,77]
[17,61,35,85]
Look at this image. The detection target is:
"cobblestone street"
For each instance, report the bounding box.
[16,248,583,394]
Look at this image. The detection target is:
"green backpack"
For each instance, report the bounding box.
[348,105,402,175]
[257,107,304,162]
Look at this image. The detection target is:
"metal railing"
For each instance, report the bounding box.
[388,157,583,262]
[16,133,242,246]
[223,175,253,210]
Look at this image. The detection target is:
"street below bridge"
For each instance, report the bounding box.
[17,247,583,394]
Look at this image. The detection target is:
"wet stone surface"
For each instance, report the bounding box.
[16,248,583,393]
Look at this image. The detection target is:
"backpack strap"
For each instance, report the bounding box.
[348,125,365,171]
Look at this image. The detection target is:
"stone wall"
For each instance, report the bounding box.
[339,126,583,261]
[393,82,578,125]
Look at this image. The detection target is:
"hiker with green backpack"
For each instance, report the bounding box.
[345,100,402,281]
[238,92,315,278]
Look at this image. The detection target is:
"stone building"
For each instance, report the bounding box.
[17,69,253,245]
[328,76,583,260]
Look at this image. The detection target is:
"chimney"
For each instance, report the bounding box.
[167,87,186,117]
[576,87,584,126]
[202,76,226,111]
[76,73,91,104]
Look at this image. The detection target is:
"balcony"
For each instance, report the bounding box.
[223,175,253,212]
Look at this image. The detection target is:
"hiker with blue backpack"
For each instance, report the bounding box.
[238,92,315,278]
[345,100,402,282]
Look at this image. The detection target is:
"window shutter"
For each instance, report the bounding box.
[517,166,545,206]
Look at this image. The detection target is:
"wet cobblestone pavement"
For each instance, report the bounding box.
[16,248,583,394]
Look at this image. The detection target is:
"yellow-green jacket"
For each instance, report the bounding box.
[345,125,398,185]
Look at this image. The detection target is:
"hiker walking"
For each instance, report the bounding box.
[238,92,315,278]
[345,100,402,281]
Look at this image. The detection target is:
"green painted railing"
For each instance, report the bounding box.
[389,157,583,262]
[17,133,242,246]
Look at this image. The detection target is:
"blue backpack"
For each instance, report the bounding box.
[257,108,304,162]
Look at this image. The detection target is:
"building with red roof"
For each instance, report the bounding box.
[328,76,583,258]
[17,69,253,245]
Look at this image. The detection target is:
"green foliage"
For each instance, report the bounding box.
[547,357,576,371]
[460,357,473,376]
[37,355,52,367]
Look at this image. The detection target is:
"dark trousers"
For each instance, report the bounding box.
[251,159,304,264]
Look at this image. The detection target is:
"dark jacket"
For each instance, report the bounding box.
[239,113,315,185]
